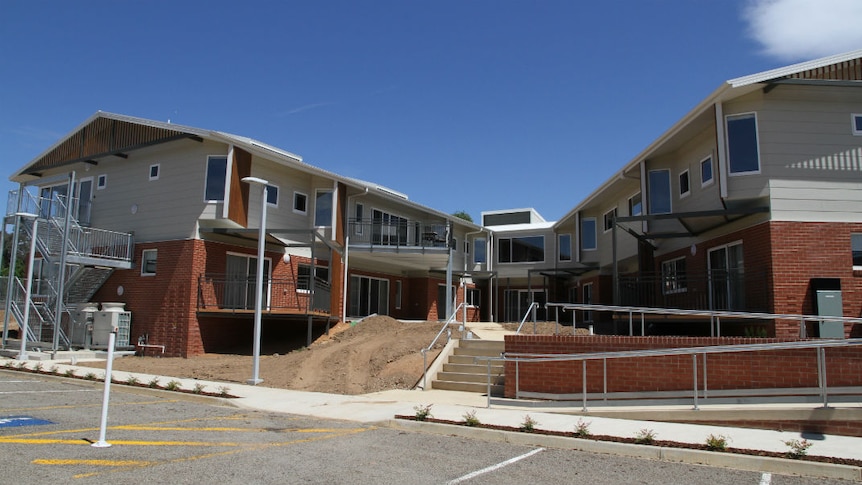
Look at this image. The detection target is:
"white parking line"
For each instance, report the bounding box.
[759,472,772,485]
[0,390,97,395]
[447,448,545,484]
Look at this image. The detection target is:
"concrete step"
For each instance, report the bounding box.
[442,362,504,374]
[431,380,504,394]
[448,354,505,365]
[436,371,504,384]
[457,339,506,351]
[453,347,504,358]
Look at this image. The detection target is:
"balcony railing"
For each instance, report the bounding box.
[347,218,452,249]
[617,270,769,313]
[197,274,331,314]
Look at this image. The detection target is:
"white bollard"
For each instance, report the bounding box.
[92,327,117,448]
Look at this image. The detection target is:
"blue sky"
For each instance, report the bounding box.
[2,0,861,222]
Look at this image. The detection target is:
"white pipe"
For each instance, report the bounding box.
[92,328,116,448]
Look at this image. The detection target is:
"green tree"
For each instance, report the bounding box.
[452,210,473,223]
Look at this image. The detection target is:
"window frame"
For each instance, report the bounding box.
[726,112,761,175]
[97,174,107,190]
[354,202,364,235]
[679,169,690,198]
[853,114,862,136]
[497,235,545,264]
[852,233,862,270]
[581,217,597,251]
[141,249,157,276]
[473,237,486,263]
[558,233,572,262]
[314,189,334,227]
[149,164,160,181]
[204,155,228,202]
[628,192,642,216]
[648,169,672,214]
[700,155,714,187]
[293,191,308,215]
[661,256,687,295]
[265,184,279,208]
[466,288,481,307]
[602,208,617,233]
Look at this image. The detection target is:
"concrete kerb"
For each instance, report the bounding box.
[386,419,862,482]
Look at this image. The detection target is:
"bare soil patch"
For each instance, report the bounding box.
[80,316,460,395]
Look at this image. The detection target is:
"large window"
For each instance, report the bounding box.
[726,113,760,174]
[662,257,687,294]
[205,156,228,201]
[648,169,671,214]
[852,234,862,269]
[558,234,572,261]
[701,156,714,187]
[473,237,486,263]
[581,217,597,251]
[498,236,544,263]
[314,189,333,227]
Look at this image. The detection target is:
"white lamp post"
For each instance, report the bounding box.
[16,212,38,361]
[242,176,268,385]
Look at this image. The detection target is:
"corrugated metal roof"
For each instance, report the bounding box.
[728,48,862,87]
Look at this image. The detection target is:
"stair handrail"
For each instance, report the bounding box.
[515,301,539,334]
[420,302,467,390]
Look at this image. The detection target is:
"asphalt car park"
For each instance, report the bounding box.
[0,369,851,484]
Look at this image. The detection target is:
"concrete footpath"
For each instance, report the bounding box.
[3,356,862,481]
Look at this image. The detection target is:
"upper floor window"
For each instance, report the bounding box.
[293,192,307,214]
[853,114,862,135]
[473,237,486,263]
[701,156,714,187]
[141,249,157,276]
[726,113,760,174]
[581,217,597,251]
[852,233,862,269]
[498,236,544,263]
[628,192,642,216]
[679,170,690,198]
[558,234,572,261]
[265,184,279,207]
[314,189,333,227]
[205,155,228,201]
[648,169,671,214]
[149,164,160,181]
[603,208,617,232]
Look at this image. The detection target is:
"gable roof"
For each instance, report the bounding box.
[553,49,862,229]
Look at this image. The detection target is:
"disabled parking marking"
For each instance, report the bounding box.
[0,416,54,428]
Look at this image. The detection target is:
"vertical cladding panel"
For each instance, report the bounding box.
[227,147,252,227]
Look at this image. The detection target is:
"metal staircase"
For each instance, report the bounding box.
[3,188,133,352]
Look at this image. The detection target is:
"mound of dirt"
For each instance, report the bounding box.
[81,316,458,395]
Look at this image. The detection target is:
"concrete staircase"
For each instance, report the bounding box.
[432,339,505,395]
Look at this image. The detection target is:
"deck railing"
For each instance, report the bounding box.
[196,274,331,314]
[348,218,452,249]
[617,270,769,313]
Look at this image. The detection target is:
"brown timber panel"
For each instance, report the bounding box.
[227,146,252,227]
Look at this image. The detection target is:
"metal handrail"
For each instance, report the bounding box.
[515,301,539,334]
[420,302,467,390]
[489,336,862,410]
[546,302,862,337]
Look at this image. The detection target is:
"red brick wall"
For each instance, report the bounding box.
[503,335,862,398]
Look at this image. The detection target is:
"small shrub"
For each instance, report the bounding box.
[16,361,27,370]
[83,372,97,381]
[462,410,480,427]
[705,434,729,451]
[218,386,231,398]
[148,377,161,389]
[32,362,43,372]
[574,418,592,438]
[413,404,433,421]
[634,428,656,445]
[520,415,538,432]
[192,383,205,394]
[165,380,181,391]
[49,365,59,374]
[783,438,813,459]
[125,375,140,386]
[63,369,75,378]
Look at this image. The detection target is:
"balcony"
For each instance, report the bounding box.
[348,218,452,250]
[196,274,331,316]
[617,270,770,313]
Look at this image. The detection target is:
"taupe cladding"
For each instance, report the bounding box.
[23,117,195,175]
[788,57,862,81]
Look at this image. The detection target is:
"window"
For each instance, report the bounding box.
[293,192,307,214]
[467,288,481,306]
[473,237,486,263]
[628,192,642,216]
[314,190,333,227]
[648,169,671,214]
[679,170,690,198]
[603,208,617,232]
[464,240,470,254]
[141,249,157,276]
[395,280,402,309]
[662,257,687,294]
[205,156,228,201]
[726,113,760,174]
[558,234,572,261]
[372,209,408,245]
[265,184,279,207]
[701,156,714,187]
[97,174,107,190]
[852,234,862,269]
[297,264,329,291]
[581,217,597,251]
[498,236,544,263]
[853,114,862,135]
[354,203,364,235]
[149,164,160,181]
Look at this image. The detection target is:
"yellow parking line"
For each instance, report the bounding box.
[35,459,155,467]
[0,437,240,447]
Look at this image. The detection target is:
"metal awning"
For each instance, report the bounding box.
[614,204,770,240]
